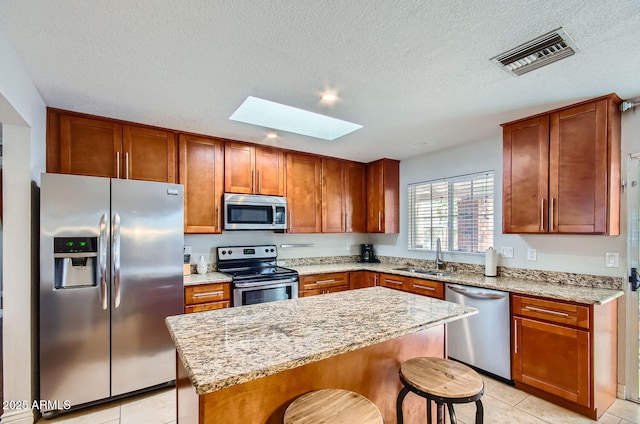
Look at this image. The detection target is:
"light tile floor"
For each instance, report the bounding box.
[35,377,640,424]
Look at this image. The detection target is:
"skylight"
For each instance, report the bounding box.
[229,96,362,141]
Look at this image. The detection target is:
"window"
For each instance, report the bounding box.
[408,171,494,254]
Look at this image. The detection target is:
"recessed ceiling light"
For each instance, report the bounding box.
[266,131,278,139]
[230,96,362,141]
[321,92,338,103]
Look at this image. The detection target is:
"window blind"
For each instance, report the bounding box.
[408,171,494,254]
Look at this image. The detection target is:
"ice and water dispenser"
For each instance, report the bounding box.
[53,237,98,289]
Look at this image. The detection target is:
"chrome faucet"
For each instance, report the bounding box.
[435,237,445,270]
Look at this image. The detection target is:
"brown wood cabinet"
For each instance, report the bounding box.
[511,294,617,420]
[286,153,322,233]
[184,282,231,313]
[349,271,379,289]
[299,272,349,297]
[322,159,366,233]
[407,278,444,299]
[379,273,407,291]
[502,94,621,235]
[224,141,285,195]
[366,158,400,233]
[50,110,177,182]
[179,134,224,233]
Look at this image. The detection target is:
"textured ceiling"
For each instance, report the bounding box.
[1,0,639,162]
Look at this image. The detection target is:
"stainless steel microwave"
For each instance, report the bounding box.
[223,193,287,230]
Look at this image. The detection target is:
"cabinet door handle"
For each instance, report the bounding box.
[125,152,130,179]
[116,151,121,178]
[540,198,545,231]
[524,305,569,317]
[414,284,436,291]
[550,197,555,231]
[514,319,518,354]
[193,291,224,298]
[257,170,261,193]
[251,169,255,192]
[378,211,382,231]
[215,206,219,231]
[314,279,336,285]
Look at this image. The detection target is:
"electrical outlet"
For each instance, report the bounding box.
[184,245,192,255]
[527,248,537,261]
[346,242,351,251]
[605,252,619,267]
[501,247,514,258]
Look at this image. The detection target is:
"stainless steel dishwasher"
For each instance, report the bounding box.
[445,283,512,381]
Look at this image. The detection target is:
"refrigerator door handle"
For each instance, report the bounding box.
[98,213,108,310]
[112,212,122,308]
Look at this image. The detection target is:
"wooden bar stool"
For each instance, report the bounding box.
[284,389,383,424]
[396,357,484,424]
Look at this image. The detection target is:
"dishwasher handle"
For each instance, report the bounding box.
[447,284,507,300]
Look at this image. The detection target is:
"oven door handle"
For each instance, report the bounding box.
[234,277,298,288]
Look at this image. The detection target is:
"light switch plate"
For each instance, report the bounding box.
[605,252,619,268]
[501,247,514,258]
[527,248,537,261]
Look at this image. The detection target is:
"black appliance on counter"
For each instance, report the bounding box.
[358,244,380,263]
[217,244,299,306]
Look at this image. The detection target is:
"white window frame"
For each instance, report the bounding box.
[408,170,494,255]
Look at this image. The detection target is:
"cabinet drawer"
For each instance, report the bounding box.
[299,272,348,291]
[185,283,231,306]
[379,274,407,291]
[185,301,230,314]
[300,284,349,297]
[512,295,590,329]
[408,278,443,299]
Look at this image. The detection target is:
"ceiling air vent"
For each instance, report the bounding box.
[491,28,581,76]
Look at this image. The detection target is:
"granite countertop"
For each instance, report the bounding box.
[183,272,231,286]
[165,286,477,396]
[289,263,624,305]
[182,262,624,305]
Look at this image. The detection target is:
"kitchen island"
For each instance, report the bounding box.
[165,286,477,424]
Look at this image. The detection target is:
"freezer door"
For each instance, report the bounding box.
[40,173,111,409]
[110,178,184,395]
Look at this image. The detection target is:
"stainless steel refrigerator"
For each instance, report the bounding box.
[39,173,184,413]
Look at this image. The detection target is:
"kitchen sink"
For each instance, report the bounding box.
[392,267,452,277]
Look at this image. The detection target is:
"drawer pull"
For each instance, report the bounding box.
[524,305,569,317]
[386,279,403,285]
[414,284,436,291]
[314,279,336,285]
[193,291,224,298]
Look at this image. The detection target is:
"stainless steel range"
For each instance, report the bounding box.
[217,245,299,306]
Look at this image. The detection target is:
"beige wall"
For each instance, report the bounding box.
[0,28,47,424]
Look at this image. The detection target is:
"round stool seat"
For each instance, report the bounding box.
[400,357,484,399]
[284,389,383,424]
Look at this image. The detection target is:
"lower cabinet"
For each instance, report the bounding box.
[406,278,444,299]
[349,271,378,289]
[511,294,617,420]
[184,282,231,313]
[299,272,349,297]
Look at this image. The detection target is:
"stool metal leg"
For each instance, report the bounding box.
[396,386,411,424]
[426,399,432,424]
[436,403,444,424]
[447,403,457,424]
[474,399,484,424]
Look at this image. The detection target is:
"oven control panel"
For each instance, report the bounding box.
[217,245,277,261]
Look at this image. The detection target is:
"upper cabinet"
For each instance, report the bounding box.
[224,141,285,196]
[321,159,366,233]
[366,158,400,233]
[179,134,224,233]
[502,94,621,235]
[48,110,177,183]
[286,152,322,233]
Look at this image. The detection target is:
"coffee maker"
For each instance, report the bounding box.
[358,244,380,263]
